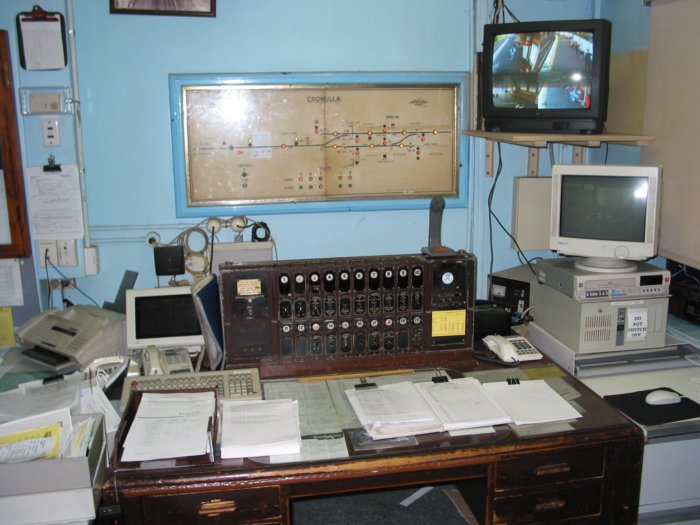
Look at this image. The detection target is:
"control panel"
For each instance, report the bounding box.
[220,252,476,378]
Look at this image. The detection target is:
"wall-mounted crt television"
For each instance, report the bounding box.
[549,164,662,273]
[481,19,611,134]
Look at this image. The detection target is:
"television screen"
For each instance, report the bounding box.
[481,19,611,134]
[491,30,595,111]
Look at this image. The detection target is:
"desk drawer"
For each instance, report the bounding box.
[493,482,603,524]
[496,446,604,490]
[142,485,283,525]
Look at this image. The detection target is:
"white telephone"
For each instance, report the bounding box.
[143,346,194,375]
[16,305,126,372]
[482,334,543,363]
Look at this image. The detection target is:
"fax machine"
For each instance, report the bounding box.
[16,305,126,373]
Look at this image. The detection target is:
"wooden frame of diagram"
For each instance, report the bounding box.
[110,0,215,17]
[0,31,31,259]
[169,73,466,217]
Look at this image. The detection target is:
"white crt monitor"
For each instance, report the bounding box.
[549,164,662,272]
[126,286,204,351]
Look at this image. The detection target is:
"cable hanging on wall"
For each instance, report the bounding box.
[148,215,277,285]
[490,0,520,24]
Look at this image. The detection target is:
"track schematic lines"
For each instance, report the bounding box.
[181,85,458,206]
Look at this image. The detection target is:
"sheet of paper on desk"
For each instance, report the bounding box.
[482,380,582,425]
[220,399,301,459]
[121,391,215,462]
[415,378,512,431]
[268,433,349,464]
[345,381,443,440]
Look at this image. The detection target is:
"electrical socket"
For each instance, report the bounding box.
[47,278,75,290]
[38,240,58,268]
[57,239,78,267]
[42,118,60,147]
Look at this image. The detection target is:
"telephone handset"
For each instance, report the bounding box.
[143,346,194,375]
[482,334,543,364]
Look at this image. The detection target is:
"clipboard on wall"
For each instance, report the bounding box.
[16,5,67,70]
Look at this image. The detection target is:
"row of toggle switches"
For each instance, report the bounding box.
[279,291,423,319]
[278,265,424,295]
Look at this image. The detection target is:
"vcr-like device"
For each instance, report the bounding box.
[220,252,476,378]
[536,258,670,301]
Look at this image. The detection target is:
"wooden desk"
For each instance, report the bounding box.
[103,366,643,524]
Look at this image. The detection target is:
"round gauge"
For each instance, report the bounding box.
[441,271,454,285]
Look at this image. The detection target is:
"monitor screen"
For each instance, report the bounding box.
[481,19,611,134]
[559,175,647,242]
[549,164,662,272]
[490,29,595,111]
[126,286,204,350]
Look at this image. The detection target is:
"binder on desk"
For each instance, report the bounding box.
[16,5,67,70]
[192,274,224,370]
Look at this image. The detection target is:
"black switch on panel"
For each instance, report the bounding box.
[294,273,305,294]
[324,271,336,292]
[368,269,381,290]
[339,270,351,292]
[383,268,395,289]
[398,267,409,288]
[354,270,365,290]
[279,273,291,295]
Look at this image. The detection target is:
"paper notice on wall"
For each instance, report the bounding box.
[26,165,84,240]
[626,308,648,342]
[0,260,23,308]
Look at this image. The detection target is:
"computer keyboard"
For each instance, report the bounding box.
[120,368,262,412]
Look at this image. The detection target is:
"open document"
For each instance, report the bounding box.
[344,378,583,441]
[415,378,512,431]
[121,391,215,462]
[220,399,301,459]
[345,381,443,440]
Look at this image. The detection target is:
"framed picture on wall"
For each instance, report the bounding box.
[110,1,215,17]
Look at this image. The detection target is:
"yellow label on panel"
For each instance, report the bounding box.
[237,279,262,296]
[432,310,466,337]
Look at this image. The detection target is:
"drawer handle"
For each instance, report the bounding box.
[198,498,237,517]
[534,498,566,512]
[534,462,571,476]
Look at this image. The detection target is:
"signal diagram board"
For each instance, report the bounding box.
[172,79,459,208]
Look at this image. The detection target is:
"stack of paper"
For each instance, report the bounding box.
[345,378,583,441]
[121,391,215,462]
[0,407,73,462]
[345,381,444,440]
[220,399,301,459]
[415,378,511,431]
[482,379,582,425]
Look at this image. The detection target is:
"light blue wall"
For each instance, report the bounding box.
[0,0,652,310]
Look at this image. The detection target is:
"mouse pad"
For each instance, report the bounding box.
[603,388,700,426]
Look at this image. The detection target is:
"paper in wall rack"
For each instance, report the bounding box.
[16,5,67,71]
